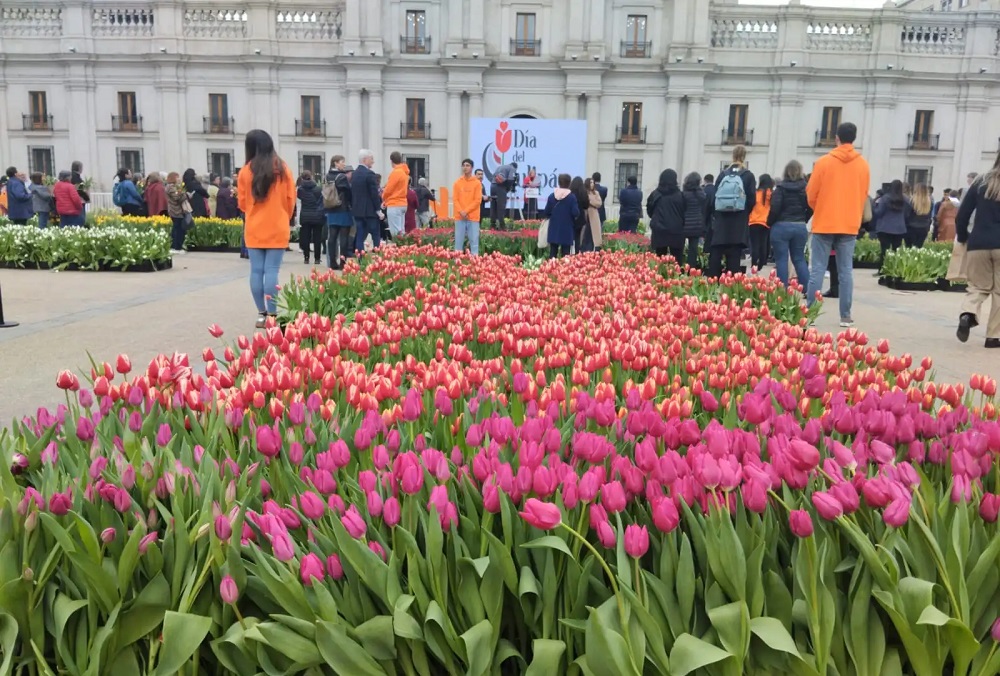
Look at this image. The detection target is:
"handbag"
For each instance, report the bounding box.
[537,219,549,249]
[181,197,195,231]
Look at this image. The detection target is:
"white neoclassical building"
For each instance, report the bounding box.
[1,0,998,205]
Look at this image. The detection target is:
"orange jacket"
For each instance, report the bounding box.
[382,163,410,208]
[807,144,870,235]
[749,189,771,227]
[238,161,296,249]
[452,174,482,222]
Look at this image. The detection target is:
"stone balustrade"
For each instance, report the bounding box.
[182,8,248,39]
[91,7,154,37]
[900,24,966,54]
[275,10,342,41]
[0,6,63,37]
[806,21,873,52]
[710,18,779,50]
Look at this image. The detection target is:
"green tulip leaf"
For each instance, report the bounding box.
[584,606,640,676]
[0,611,17,676]
[708,601,751,663]
[669,633,733,676]
[750,617,801,658]
[154,611,212,676]
[521,536,574,559]
[460,619,493,676]
[356,616,398,662]
[316,620,387,676]
[247,621,322,667]
[916,606,979,674]
[525,639,566,676]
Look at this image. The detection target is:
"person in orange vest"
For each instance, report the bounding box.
[748,174,773,271]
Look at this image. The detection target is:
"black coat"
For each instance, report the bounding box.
[595,183,608,222]
[183,179,210,218]
[350,165,382,218]
[618,186,643,219]
[682,189,708,238]
[414,185,434,212]
[325,169,352,213]
[297,180,325,226]
[216,187,240,220]
[957,180,1000,251]
[647,187,686,250]
[708,165,756,247]
[767,179,812,226]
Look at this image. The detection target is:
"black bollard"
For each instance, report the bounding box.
[0,282,19,328]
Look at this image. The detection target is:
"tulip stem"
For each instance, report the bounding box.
[558,522,638,671]
[976,644,998,676]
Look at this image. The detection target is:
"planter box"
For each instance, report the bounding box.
[939,279,968,293]
[894,279,939,292]
[854,260,880,269]
[187,246,243,253]
[0,259,172,272]
[878,276,896,288]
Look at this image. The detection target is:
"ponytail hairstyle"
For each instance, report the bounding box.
[244,129,286,201]
[731,145,747,168]
[758,174,774,206]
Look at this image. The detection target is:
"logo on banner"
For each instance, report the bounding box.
[480,120,537,182]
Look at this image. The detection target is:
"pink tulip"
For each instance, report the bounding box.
[596,519,616,548]
[327,554,344,580]
[367,490,384,518]
[299,553,325,586]
[992,618,1000,643]
[829,482,860,514]
[100,527,116,544]
[699,390,719,413]
[220,575,239,604]
[869,440,896,465]
[811,492,843,521]
[741,479,768,514]
[401,389,423,421]
[113,488,131,514]
[400,464,425,495]
[256,424,281,458]
[89,457,108,481]
[369,541,387,560]
[624,524,649,558]
[215,514,233,542]
[600,481,627,513]
[383,496,401,527]
[789,510,813,538]
[271,531,295,561]
[980,494,1000,523]
[519,498,562,530]
[48,490,72,516]
[483,480,502,513]
[138,532,158,554]
[883,497,911,527]
[787,440,820,472]
[156,424,173,448]
[299,491,326,520]
[341,506,367,539]
[18,488,43,515]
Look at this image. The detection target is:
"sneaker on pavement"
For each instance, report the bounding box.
[839,318,855,328]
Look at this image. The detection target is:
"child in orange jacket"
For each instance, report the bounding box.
[748,174,774,271]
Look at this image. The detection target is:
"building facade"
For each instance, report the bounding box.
[1,0,998,205]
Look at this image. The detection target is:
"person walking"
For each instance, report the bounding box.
[382,152,409,237]
[296,170,325,265]
[681,172,708,268]
[143,172,168,217]
[592,172,608,227]
[351,149,383,251]
[647,169,687,262]
[414,178,435,227]
[618,176,643,234]
[113,169,145,216]
[906,183,933,248]
[748,174,773,271]
[165,172,189,253]
[523,168,540,219]
[491,161,517,231]
[453,159,482,255]
[237,129,296,328]
[935,191,958,242]
[874,180,908,270]
[325,156,354,269]
[805,122,870,327]
[29,173,54,228]
[53,170,85,227]
[767,160,812,287]
[956,153,1000,348]
[583,178,604,252]
[543,173,580,259]
[4,168,33,224]
[707,146,757,276]
[215,177,240,220]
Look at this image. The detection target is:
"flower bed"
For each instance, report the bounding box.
[398,227,649,258]
[0,224,171,271]
[2,246,1000,674]
[880,247,951,291]
[95,215,248,250]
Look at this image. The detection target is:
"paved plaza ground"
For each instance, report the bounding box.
[0,252,997,426]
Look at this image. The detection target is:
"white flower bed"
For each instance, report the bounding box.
[0,222,171,270]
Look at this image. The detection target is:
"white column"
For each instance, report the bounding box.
[369,89,384,170]
[681,97,705,176]
[447,92,462,178]
[585,95,600,170]
[565,94,579,119]
[156,85,185,172]
[955,103,986,187]
[469,0,484,45]
[67,81,99,186]
[867,101,894,193]
[347,88,363,159]
[470,92,483,120]
[662,95,681,171]
[0,85,10,165]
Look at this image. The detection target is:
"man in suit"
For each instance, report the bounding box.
[491,161,517,231]
[592,172,608,225]
[351,149,383,251]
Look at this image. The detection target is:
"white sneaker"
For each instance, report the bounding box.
[839,318,855,328]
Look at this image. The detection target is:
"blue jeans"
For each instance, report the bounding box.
[386,207,406,236]
[170,217,186,250]
[455,220,480,255]
[354,216,381,252]
[807,233,856,319]
[59,213,85,227]
[36,212,49,228]
[247,248,284,314]
[770,222,809,287]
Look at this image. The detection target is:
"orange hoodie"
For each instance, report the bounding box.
[238,161,296,248]
[807,144,870,235]
[749,189,771,227]
[382,163,410,208]
[452,174,482,222]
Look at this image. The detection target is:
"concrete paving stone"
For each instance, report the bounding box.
[0,254,996,426]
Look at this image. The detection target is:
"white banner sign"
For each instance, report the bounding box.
[469,118,588,209]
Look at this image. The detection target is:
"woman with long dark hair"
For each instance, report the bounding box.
[681,172,707,268]
[874,179,908,271]
[237,129,296,328]
[767,160,812,287]
[570,176,589,252]
[748,173,774,271]
[182,168,210,218]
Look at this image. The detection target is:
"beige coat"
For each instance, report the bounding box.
[587,191,603,247]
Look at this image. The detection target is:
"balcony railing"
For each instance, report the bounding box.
[400,122,431,140]
[815,130,837,147]
[400,35,431,54]
[203,116,234,134]
[620,41,652,58]
[510,38,541,56]
[615,126,647,144]
[112,115,143,132]
[721,128,754,146]
[22,114,53,131]
[295,119,326,137]
[908,132,940,150]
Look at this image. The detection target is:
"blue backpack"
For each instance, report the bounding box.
[113,181,125,207]
[714,170,747,212]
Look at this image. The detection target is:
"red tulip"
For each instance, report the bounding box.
[519,498,562,530]
[208,323,225,338]
[56,370,80,391]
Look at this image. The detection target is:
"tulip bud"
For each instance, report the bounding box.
[22,567,33,582]
[101,527,116,544]
[220,575,239,604]
[24,510,38,533]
